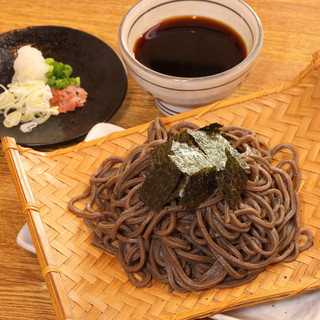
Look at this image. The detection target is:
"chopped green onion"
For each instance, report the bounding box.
[45,58,80,89]
[63,64,73,77]
[46,77,56,87]
[54,78,69,90]
[69,77,79,85]
[45,71,53,78]
[45,58,55,65]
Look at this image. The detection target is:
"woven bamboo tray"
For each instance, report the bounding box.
[3,50,320,320]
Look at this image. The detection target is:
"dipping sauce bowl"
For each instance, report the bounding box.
[119,0,263,115]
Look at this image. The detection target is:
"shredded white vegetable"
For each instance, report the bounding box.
[0,45,58,132]
[0,80,59,129]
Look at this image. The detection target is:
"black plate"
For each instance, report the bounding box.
[0,26,127,147]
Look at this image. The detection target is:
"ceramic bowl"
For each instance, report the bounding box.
[119,0,263,115]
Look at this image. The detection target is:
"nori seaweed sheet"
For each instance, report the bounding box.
[216,149,248,209]
[138,124,248,212]
[139,136,182,213]
[180,167,218,209]
[198,122,223,136]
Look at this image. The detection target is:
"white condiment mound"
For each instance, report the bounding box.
[12,45,49,84]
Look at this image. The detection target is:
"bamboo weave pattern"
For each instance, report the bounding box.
[3,51,320,320]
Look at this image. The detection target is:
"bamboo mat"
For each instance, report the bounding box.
[3,50,320,320]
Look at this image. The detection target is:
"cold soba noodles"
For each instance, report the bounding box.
[69,118,313,292]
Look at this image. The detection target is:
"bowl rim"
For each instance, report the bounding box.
[118,0,263,83]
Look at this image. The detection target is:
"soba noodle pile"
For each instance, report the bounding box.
[69,118,313,292]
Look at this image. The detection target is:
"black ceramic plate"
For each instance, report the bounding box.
[0,26,127,147]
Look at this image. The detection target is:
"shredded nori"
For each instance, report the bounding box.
[138,123,248,212]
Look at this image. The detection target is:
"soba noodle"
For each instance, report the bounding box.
[69,117,313,292]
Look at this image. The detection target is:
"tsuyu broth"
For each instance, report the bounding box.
[133,16,247,78]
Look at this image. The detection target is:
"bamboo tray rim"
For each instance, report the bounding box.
[2,50,320,320]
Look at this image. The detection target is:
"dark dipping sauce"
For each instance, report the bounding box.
[133,16,247,78]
